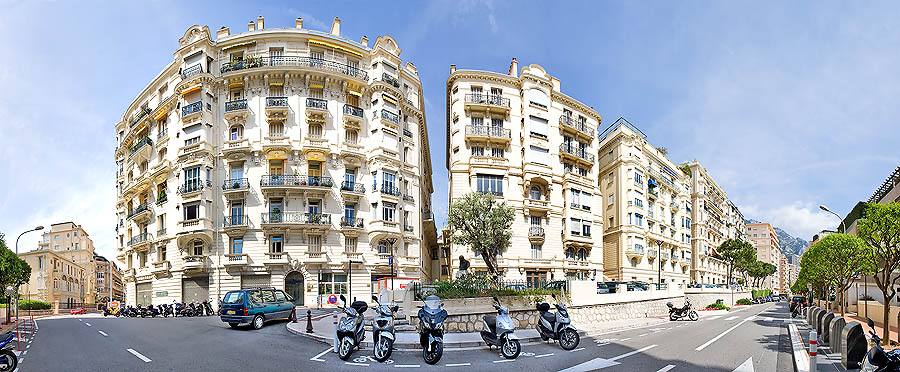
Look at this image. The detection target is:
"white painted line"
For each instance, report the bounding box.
[127,348,152,363]
[493,359,515,363]
[657,365,676,372]
[535,353,554,358]
[695,316,756,351]
[310,347,331,362]
[570,347,585,352]
[98,331,108,337]
[34,320,38,330]
[25,345,29,349]
[763,317,773,322]
[395,365,420,368]
[84,322,92,327]
[724,316,739,321]
[446,363,471,367]
[639,333,649,337]
[620,337,631,341]
[345,362,369,366]
[610,344,658,361]
[707,315,722,320]
[733,356,754,372]
[78,319,82,322]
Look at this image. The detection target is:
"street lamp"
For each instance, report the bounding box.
[12,226,43,321]
[819,205,847,233]
[348,260,363,302]
[656,241,663,287]
[383,237,398,290]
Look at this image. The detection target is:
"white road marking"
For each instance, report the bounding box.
[706,316,722,321]
[570,347,585,352]
[98,331,108,337]
[620,337,631,341]
[127,348,152,363]
[34,320,38,330]
[25,345,29,349]
[733,356,754,372]
[657,365,676,372]
[493,359,515,363]
[395,365,420,368]
[695,316,756,351]
[535,353,554,358]
[724,316,739,321]
[763,317,773,322]
[345,362,369,366]
[310,347,331,362]
[84,322,92,327]
[446,363,471,367]
[610,344,658,361]
[78,319,82,322]
[639,333,648,337]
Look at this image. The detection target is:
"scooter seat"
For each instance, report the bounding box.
[483,315,497,333]
[0,333,11,342]
[541,312,556,324]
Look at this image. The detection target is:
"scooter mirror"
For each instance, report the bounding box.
[492,296,499,302]
[340,294,347,304]
[867,318,875,328]
[372,295,379,302]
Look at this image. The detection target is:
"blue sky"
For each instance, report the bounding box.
[1,1,898,259]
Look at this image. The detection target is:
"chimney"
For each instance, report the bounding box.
[295,18,303,29]
[360,36,369,47]
[216,26,230,39]
[248,21,256,32]
[257,16,264,30]
[450,64,456,74]
[509,57,518,77]
[330,17,341,36]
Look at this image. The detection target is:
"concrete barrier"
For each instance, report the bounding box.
[830,316,846,353]
[821,312,835,345]
[816,310,827,335]
[840,321,866,370]
[808,306,818,325]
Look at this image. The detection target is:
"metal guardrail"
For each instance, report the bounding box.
[260,175,333,187]
[225,99,247,112]
[266,96,288,108]
[380,185,401,196]
[181,101,202,117]
[465,94,510,108]
[343,104,363,117]
[465,125,511,139]
[260,212,331,225]
[129,108,151,127]
[127,203,151,219]
[340,217,364,228]
[223,215,248,227]
[181,64,202,79]
[559,143,595,163]
[380,110,399,124]
[177,180,211,194]
[220,56,368,80]
[128,232,153,246]
[340,181,365,193]
[306,98,327,110]
[222,178,249,191]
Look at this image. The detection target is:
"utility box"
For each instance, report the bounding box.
[841,321,866,369]
[821,312,835,345]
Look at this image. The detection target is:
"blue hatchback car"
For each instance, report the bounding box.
[220,287,296,330]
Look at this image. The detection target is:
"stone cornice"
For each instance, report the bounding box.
[551,91,602,122]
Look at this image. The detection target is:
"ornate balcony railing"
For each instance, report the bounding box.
[181,64,202,79]
[479,190,503,197]
[177,179,211,194]
[157,128,168,140]
[127,203,150,219]
[529,227,545,238]
[403,224,414,233]
[403,129,413,138]
[222,178,249,191]
[224,215,249,227]
[340,217,364,228]
[129,136,152,156]
[128,232,153,246]
[380,110,399,124]
[559,143,595,163]
[306,98,327,110]
[157,228,166,236]
[181,101,202,117]
[381,72,400,88]
[220,56,368,80]
[225,99,247,112]
[343,104,363,117]
[129,108,151,128]
[261,212,332,225]
[156,194,168,205]
[340,181,365,193]
[402,194,415,202]
[464,94,511,108]
[266,96,288,108]
[559,116,595,138]
[465,125,511,139]
[260,175,333,187]
[380,184,401,196]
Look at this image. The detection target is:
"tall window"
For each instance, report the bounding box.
[471,146,484,157]
[530,185,542,200]
[345,129,358,144]
[309,123,323,138]
[476,174,503,196]
[183,203,199,221]
[344,204,356,220]
[344,168,356,186]
[383,202,396,222]
[270,235,283,253]
[471,117,483,127]
[230,125,243,141]
[529,145,549,165]
[192,240,203,256]
[158,246,167,262]
[269,122,284,137]
[382,171,396,190]
[230,201,244,221]
[531,244,542,259]
[491,147,504,158]
[491,118,503,127]
[184,166,200,189]
[345,237,357,253]
[309,235,322,253]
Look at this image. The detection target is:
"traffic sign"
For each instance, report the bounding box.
[328,294,337,304]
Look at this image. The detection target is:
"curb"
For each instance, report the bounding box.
[788,323,810,372]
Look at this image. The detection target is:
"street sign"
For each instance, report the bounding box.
[389,256,393,265]
[328,294,337,304]
[155,291,168,297]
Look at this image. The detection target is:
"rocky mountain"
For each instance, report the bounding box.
[745,219,809,256]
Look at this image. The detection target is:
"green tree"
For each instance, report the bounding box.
[717,239,756,288]
[0,233,31,288]
[790,268,809,296]
[747,261,777,288]
[446,192,514,283]
[857,202,900,345]
[805,233,872,316]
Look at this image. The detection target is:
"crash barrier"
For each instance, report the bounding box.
[840,321,866,369]
[820,312,834,345]
[807,306,818,326]
[830,317,845,355]
[810,330,817,372]
[816,310,827,336]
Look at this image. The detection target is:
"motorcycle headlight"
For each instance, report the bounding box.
[861,358,877,372]
[339,319,355,331]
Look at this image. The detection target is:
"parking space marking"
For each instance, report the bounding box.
[639,333,648,337]
[446,363,471,367]
[310,347,331,362]
[127,348,152,363]
[620,337,631,341]
[493,359,515,363]
[570,347,585,352]
[610,344,658,361]
[535,353,554,358]
[656,364,676,372]
[395,364,420,368]
[724,316,739,321]
[345,362,369,367]
[705,316,722,321]
[98,331,108,337]
[84,322,92,327]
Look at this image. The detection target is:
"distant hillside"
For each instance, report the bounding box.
[745,219,809,256]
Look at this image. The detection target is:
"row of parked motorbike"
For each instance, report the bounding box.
[104,301,215,318]
[334,293,579,365]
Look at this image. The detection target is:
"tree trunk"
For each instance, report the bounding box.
[883,297,891,346]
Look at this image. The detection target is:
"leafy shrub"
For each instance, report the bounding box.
[430,274,565,302]
[705,303,730,311]
[751,289,772,299]
[19,300,51,310]
[736,298,752,305]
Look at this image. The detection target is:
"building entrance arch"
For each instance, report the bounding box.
[285,271,304,306]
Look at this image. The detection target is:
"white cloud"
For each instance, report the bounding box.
[488,14,498,34]
[742,202,838,241]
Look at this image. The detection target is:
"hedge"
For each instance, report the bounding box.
[705,302,730,311]
[736,298,753,305]
[751,289,772,299]
[19,300,51,310]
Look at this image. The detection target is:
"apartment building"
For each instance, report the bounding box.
[19,249,87,307]
[95,255,125,303]
[868,166,900,204]
[686,161,732,285]
[746,222,781,290]
[36,222,97,303]
[726,201,747,242]
[598,119,692,287]
[445,59,604,285]
[114,17,436,307]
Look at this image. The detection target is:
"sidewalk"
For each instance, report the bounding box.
[793,319,848,372]
[286,312,667,349]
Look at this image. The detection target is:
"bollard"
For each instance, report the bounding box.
[306,310,313,333]
[291,308,298,323]
[332,311,338,352]
[810,330,817,372]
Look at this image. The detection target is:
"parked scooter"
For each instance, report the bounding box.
[791,303,803,318]
[667,300,699,321]
[203,301,214,316]
[417,295,447,365]
[536,294,580,350]
[0,332,18,371]
[336,294,368,361]
[862,318,900,371]
[371,295,398,362]
[147,304,160,318]
[480,296,521,359]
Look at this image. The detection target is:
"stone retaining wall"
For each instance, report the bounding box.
[685,291,752,308]
[568,296,681,323]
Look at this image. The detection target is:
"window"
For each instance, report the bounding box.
[230,125,243,141]
[634,171,643,185]
[192,240,203,256]
[635,214,644,227]
[383,131,398,149]
[570,189,591,210]
[38,257,43,269]
[476,174,503,196]
[529,145,549,165]
[231,238,243,254]
[471,146,484,156]
[309,235,322,252]
[345,129,358,144]
[378,240,390,254]
[531,244,542,259]
[345,237,357,253]
[471,117,483,127]
[526,88,548,108]
[634,198,643,208]
[529,185,542,200]
[491,147,504,158]
[270,235,283,253]
[526,271,547,288]
[309,123,323,138]
[269,121,284,137]
[184,136,199,147]
[383,202,396,222]
[382,171,396,190]
[184,203,199,221]
[158,246,166,262]
[184,166,201,189]
[491,118,503,127]
[139,252,147,268]
[608,194,615,205]
[529,116,548,138]
[318,273,348,295]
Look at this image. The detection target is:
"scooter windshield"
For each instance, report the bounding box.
[424,296,442,314]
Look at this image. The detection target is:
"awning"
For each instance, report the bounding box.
[222,41,256,52]
[154,110,168,120]
[309,83,324,89]
[308,39,363,58]
[269,81,283,86]
[228,82,243,89]
[348,90,361,96]
[382,95,398,105]
[181,85,201,96]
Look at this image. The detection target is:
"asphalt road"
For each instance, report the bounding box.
[21,302,794,372]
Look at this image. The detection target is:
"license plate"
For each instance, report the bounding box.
[227,310,235,315]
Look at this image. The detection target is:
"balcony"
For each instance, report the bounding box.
[181,64,202,79]
[306,98,327,114]
[340,181,365,196]
[464,125,511,143]
[340,217,365,230]
[464,94,511,114]
[151,261,170,277]
[528,227,545,243]
[222,139,251,157]
[261,212,332,228]
[264,252,290,266]
[626,245,645,258]
[661,251,670,261]
[177,179,211,197]
[224,99,248,120]
[183,255,207,271]
[381,72,401,88]
[129,108,151,129]
[306,251,328,264]
[682,256,692,266]
[379,184,401,197]
[402,194,415,203]
[223,215,250,235]
[403,224,414,233]
[559,116,595,140]
[343,104,364,126]
[648,168,683,194]
[128,232,153,251]
[403,128,413,138]
[648,249,658,259]
[224,254,249,267]
[181,101,203,121]
[128,136,153,163]
[380,110,400,127]
[260,175,333,195]
[220,56,368,81]
[127,203,152,222]
[222,178,250,196]
[559,144,595,165]
[264,96,289,115]
[524,198,550,214]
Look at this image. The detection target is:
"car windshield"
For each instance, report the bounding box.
[223,292,243,304]
[424,295,441,313]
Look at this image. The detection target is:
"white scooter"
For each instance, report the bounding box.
[480,296,521,359]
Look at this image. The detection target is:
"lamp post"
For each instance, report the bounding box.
[13,226,43,321]
[819,205,847,233]
[384,238,398,290]
[348,260,362,302]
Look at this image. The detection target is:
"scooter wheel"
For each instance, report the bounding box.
[0,349,17,372]
[689,311,699,321]
[338,337,355,361]
[559,329,580,351]
[501,339,521,359]
[669,313,678,321]
[374,337,393,362]
[423,341,443,365]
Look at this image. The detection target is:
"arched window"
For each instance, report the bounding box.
[526,88,548,108]
[309,123,323,138]
[345,129,358,144]
[269,122,284,137]
[158,148,167,160]
[529,185,542,200]
[230,125,243,141]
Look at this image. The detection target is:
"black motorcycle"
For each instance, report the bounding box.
[147,304,160,318]
[418,295,447,365]
[791,303,803,318]
[667,300,699,321]
[862,318,900,371]
[203,301,214,316]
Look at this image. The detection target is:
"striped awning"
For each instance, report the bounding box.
[309,83,324,89]
[348,90,361,96]
[382,95,398,105]
[154,110,168,120]
[228,82,243,89]
[308,39,363,58]
[181,85,201,96]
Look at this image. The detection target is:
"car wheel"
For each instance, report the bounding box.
[228,322,240,329]
[252,315,265,330]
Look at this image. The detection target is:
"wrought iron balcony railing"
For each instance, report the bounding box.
[177,179,211,194]
[306,98,327,110]
[465,125,511,139]
[559,116,595,137]
[129,137,152,156]
[128,232,153,246]
[464,94,511,108]
[343,104,364,117]
[380,184,401,196]
[220,56,368,80]
[403,129,413,138]
[181,64,202,79]
[225,99,247,112]
[224,215,249,227]
[559,144,595,163]
[261,212,332,225]
[479,190,503,197]
[340,181,365,193]
[381,72,400,88]
[129,108,151,128]
[340,217,364,228]
[380,110,399,124]
[181,101,203,117]
[266,96,288,108]
[222,178,249,191]
[260,175,334,187]
[127,203,151,219]
[403,194,415,202]
[529,227,545,238]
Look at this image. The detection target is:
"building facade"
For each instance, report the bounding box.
[686,161,732,285]
[598,120,693,286]
[19,249,87,306]
[36,222,97,303]
[445,60,604,285]
[746,222,782,290]
[95,255,125,303]
[114,17,436,308]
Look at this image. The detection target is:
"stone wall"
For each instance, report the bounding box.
[568,296,681,323]
[685,291,752,308]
